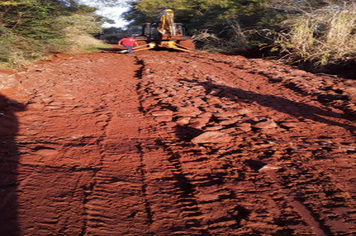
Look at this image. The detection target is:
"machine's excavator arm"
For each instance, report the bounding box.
[157,9,177,37]
[133,9,195,52]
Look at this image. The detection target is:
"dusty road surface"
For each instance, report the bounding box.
[0,50,355,235]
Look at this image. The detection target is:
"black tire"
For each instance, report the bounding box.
[177,39,195,50]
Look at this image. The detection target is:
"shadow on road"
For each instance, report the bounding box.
[181,79,356,131]
[0,94,26,235]
[98,47,122,52]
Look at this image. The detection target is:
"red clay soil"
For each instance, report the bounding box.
[0,50,355,236]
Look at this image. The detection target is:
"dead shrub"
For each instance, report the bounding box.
[192,20,250,52]
[274,2,356,65]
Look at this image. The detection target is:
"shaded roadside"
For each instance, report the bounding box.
[0,94,26,235]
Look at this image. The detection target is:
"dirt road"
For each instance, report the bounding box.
[0,50,355,235]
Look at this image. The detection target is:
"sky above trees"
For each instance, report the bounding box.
[77,0,129,28]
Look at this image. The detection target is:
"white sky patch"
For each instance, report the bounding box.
[97,6,129,28]
[77,0,129,28]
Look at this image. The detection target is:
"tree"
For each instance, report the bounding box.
[0,0,104,66]
[124,0,271,30]
[123,0,271,47]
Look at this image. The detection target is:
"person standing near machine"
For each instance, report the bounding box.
[118,36,138,54]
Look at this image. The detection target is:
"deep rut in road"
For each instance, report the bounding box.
[0,51,355,235]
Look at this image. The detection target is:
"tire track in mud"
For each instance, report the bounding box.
[155,139,208,234]
[138,139,208,235]
[70,55,154,235]
[6,53,155,235]
[136,51,356,235]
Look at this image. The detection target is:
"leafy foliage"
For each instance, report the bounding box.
[2,0,355,68]
[124,0,356,65]
[125,0,270,30]
[124,0,280,51]
[0,0,105,68]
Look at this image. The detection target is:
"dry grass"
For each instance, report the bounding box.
[0,32,32,68]
[192,20,250,52]
[192,29,222,51]
[55,14,107,53]
[62,27,107,54]
[275,3,356,65]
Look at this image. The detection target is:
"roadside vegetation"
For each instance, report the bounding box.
[1,0,356,70]
[0,0,106,69]
[125,0,356,66]
[273,1,356,65]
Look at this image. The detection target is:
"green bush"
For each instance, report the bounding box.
[0,1,106,69]
[0,29,30,67]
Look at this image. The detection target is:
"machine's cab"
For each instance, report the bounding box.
[133,9,195,52]
[139,23,186,42]
[142,23,159,41]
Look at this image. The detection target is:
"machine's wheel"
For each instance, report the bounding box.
[177,39,195,50]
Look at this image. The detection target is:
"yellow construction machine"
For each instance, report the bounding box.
[134,9,196,52]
